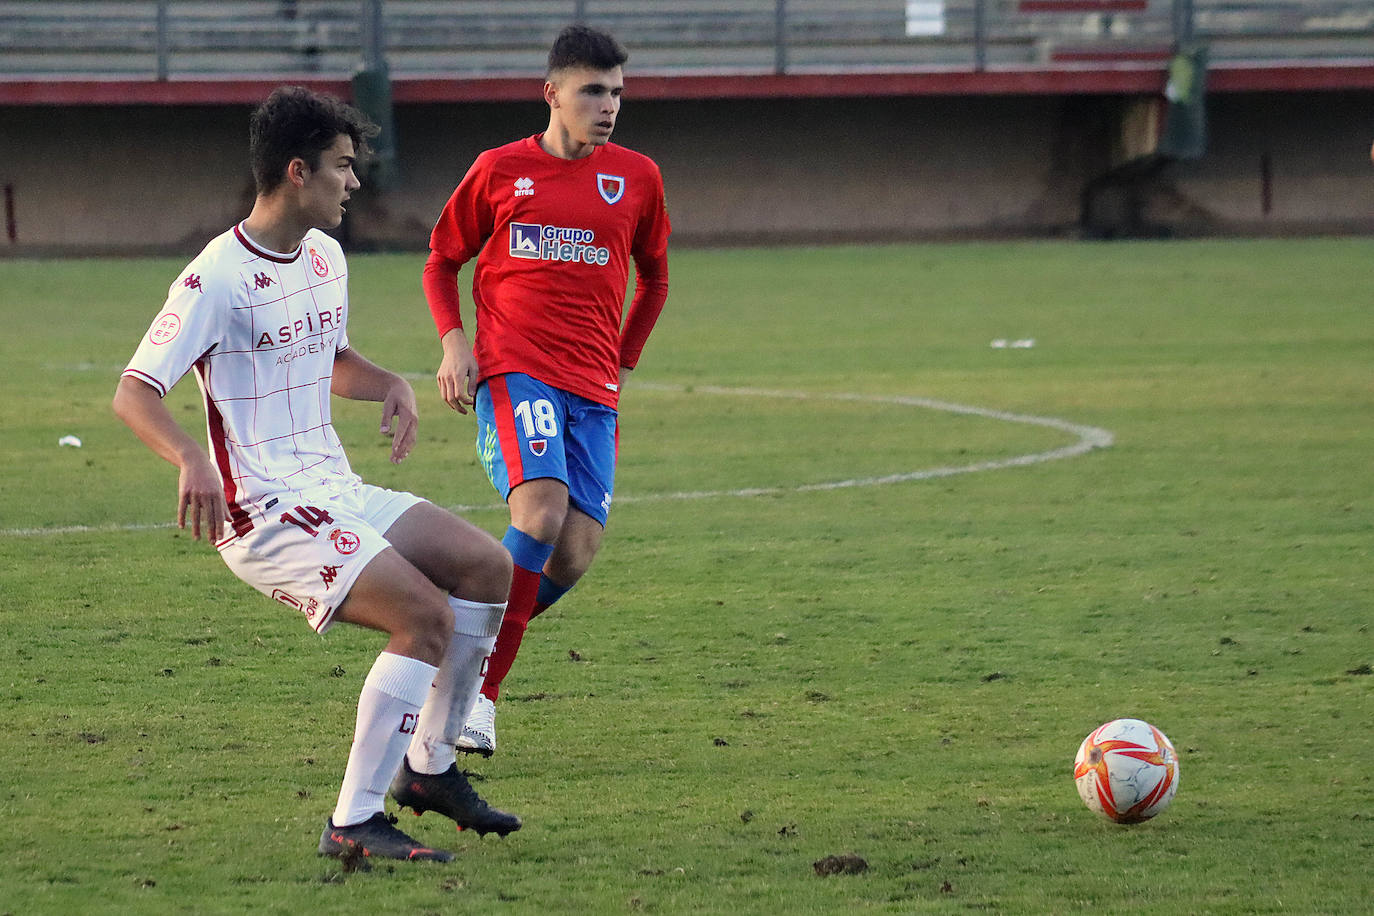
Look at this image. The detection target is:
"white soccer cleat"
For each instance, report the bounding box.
[456,694,496,757]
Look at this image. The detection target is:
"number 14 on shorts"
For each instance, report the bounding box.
[280,504,361,555]
[280,505,335,537]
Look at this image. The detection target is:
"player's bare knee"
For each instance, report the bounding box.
[412,595,454,661]
[518,508,566,544]
[509,486,569,542]
[547,548,593,587]
[477,543,514,603]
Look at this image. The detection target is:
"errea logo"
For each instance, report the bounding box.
[509,222,610,265]
[514,177,535,197]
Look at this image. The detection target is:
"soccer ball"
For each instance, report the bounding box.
[1073,718,1179,823]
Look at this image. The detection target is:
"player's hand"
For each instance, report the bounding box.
[436,343,478,414]
[380,378,419,463]
[177,451,228,542]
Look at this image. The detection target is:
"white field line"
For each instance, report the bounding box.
[614,382,1113,505]
[8,379,1112,537]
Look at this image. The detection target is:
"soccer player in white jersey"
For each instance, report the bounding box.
[113,86,521,863]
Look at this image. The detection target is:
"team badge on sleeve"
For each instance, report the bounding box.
[148,313,182,345]
[596,173,625,205]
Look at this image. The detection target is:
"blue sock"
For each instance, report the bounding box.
[502,526,554,574]
[535,574,572,610]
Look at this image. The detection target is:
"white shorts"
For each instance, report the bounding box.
[218,483,425,634]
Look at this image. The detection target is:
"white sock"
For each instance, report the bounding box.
[331,651,438,827]
[406,596,506,775]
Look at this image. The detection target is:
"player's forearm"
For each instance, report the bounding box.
[439,326,472,358]
[331,348,408,403]
[112,375,209,470]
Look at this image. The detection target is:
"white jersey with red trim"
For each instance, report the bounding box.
[122,222,359,536]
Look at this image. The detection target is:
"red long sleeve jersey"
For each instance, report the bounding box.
[427,135,671,409]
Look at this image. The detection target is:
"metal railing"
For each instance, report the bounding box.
[0,0,1371,80]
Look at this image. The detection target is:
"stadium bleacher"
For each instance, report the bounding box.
[0,0,1370,90]
[2,1,1372,250]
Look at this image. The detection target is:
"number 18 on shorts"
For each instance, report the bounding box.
[475,372,618,525]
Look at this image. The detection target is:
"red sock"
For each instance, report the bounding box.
[480,564,540,702]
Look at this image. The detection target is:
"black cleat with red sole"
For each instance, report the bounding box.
[318,811,454,862]
[390,757,523,837]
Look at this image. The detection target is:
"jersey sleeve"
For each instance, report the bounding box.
[423,250,465,339]
[632,162,672,260]
[619,164,672,369]
[429,152,497,265]
[427,153,499,339]
[122,266,230,397]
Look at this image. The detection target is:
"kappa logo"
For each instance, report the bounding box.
[253,272,274,289]
[514,176,535,197]
[320,564,340,589]
[182,274,203,293]
[528,438,548,457]
[597,173,625,205]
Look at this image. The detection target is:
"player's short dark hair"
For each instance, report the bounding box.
[249,86,378,195]
[546,25,628,75]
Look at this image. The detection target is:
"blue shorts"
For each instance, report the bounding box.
[475,373,618,526]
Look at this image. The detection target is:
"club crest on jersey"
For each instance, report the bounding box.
[528,438,548,457]
[310,248,330,278]
[597,173,625,205]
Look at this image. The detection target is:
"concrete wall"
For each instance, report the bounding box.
[3,90,1373,255]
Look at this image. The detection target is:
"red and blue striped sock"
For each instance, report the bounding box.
[480,527,555,702]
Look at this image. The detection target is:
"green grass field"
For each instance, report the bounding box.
[1,240,1370,914]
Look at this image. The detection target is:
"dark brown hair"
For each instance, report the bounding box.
[249,86,377,194]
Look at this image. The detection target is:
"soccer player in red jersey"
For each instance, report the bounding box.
[114,87,521,861]
[423,25,671,755]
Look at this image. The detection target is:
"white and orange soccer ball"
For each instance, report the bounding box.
[1073,718,1179,824]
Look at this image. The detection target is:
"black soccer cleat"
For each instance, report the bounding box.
[318,811,454,862]
[390,757,523,837]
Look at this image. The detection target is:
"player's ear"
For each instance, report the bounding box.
[543,79,559,108]
[287,157,310,187]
